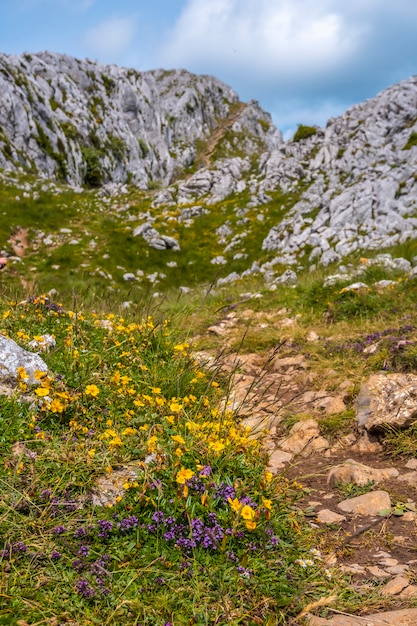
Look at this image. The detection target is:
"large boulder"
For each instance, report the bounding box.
[356,373,417,431]
[0,334,49,385]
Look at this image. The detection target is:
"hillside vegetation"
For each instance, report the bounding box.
[2,53,417,625]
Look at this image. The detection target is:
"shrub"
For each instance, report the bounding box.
[293,124,318,142]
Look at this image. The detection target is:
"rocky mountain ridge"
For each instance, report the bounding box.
[0,51,280,188]
[1,51,417,276]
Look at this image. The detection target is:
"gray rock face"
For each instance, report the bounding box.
[356,373,417,431]
[0,52,280,189]
[0,334,49,385]
[260,77,417,264]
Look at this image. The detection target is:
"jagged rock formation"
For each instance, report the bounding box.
[1,50,417,270]
[260,78,417,264]
[0,51,280,188]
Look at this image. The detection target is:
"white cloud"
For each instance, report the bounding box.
[83,16,137,60]
[157,0,362,79]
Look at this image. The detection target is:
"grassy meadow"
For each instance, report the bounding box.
[2,173,417,623]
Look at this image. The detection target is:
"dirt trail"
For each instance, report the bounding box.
[200,102,246,168]
[197,310,417,624]
[8,227,29,257]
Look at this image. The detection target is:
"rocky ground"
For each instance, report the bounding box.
[196,309,417,625]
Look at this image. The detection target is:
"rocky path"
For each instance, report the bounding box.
[197,309,417,625]
[200,102,247,167]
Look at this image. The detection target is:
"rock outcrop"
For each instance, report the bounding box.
[0,52,280,188]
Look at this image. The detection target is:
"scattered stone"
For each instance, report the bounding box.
[350,431,383,454]
[343,282,369,292]
[267,449,293,471]
[367,565,390,577]
[382,576,412,596]
[397,471,417,487]
[327,459,399,487]
[316,509,346,524]
[306,330,320,342]
[277,419,321,455]
[317,396,347,415]
[272,354,307,371]
[27,334,56,352]
[337,490,391,516]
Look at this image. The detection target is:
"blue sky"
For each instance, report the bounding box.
[2,0,417,137]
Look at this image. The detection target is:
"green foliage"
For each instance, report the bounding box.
[81,146,104,187]
[0,296,334,624]
[336,481,375,499]
[102,74,115,96]
[318,410,356,440]
[49,96,60,111]
[107,134,126,161]
[34,122,67,180]
[138,137,149,157]
[60,121,78,141]
[403,131,417,150]
[293,124,318,142]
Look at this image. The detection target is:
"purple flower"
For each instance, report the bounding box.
[76,579,96,598]
[151,511,165,524]
[72,558,85,572]
[214,482,235,503]
[199,465,211,477]
[78,545,89,557]
[74,527,87,539]
[97,520,113,539]
[52,525,66,535]
[13,542,28,553]
[50,550,62,560]
[117,515,138,532]
[237,566,253,578]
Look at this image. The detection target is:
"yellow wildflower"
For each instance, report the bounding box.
[122,427,138,436]
[88,449,96,458]
[109,436,123,448]
[245,520,257,531]
[209,440,225,453]
[240,505,256,522]
[171,434,186,445]
[35,387,50,397]
[49,399,64,413]
[85,384,100,397]
[228,497,241,513]
[176,467,194,484]
[17,366,28,381]
[262,498,272,510]
[169,402,183,413]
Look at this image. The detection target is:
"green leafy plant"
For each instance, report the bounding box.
[293,124,318,142]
